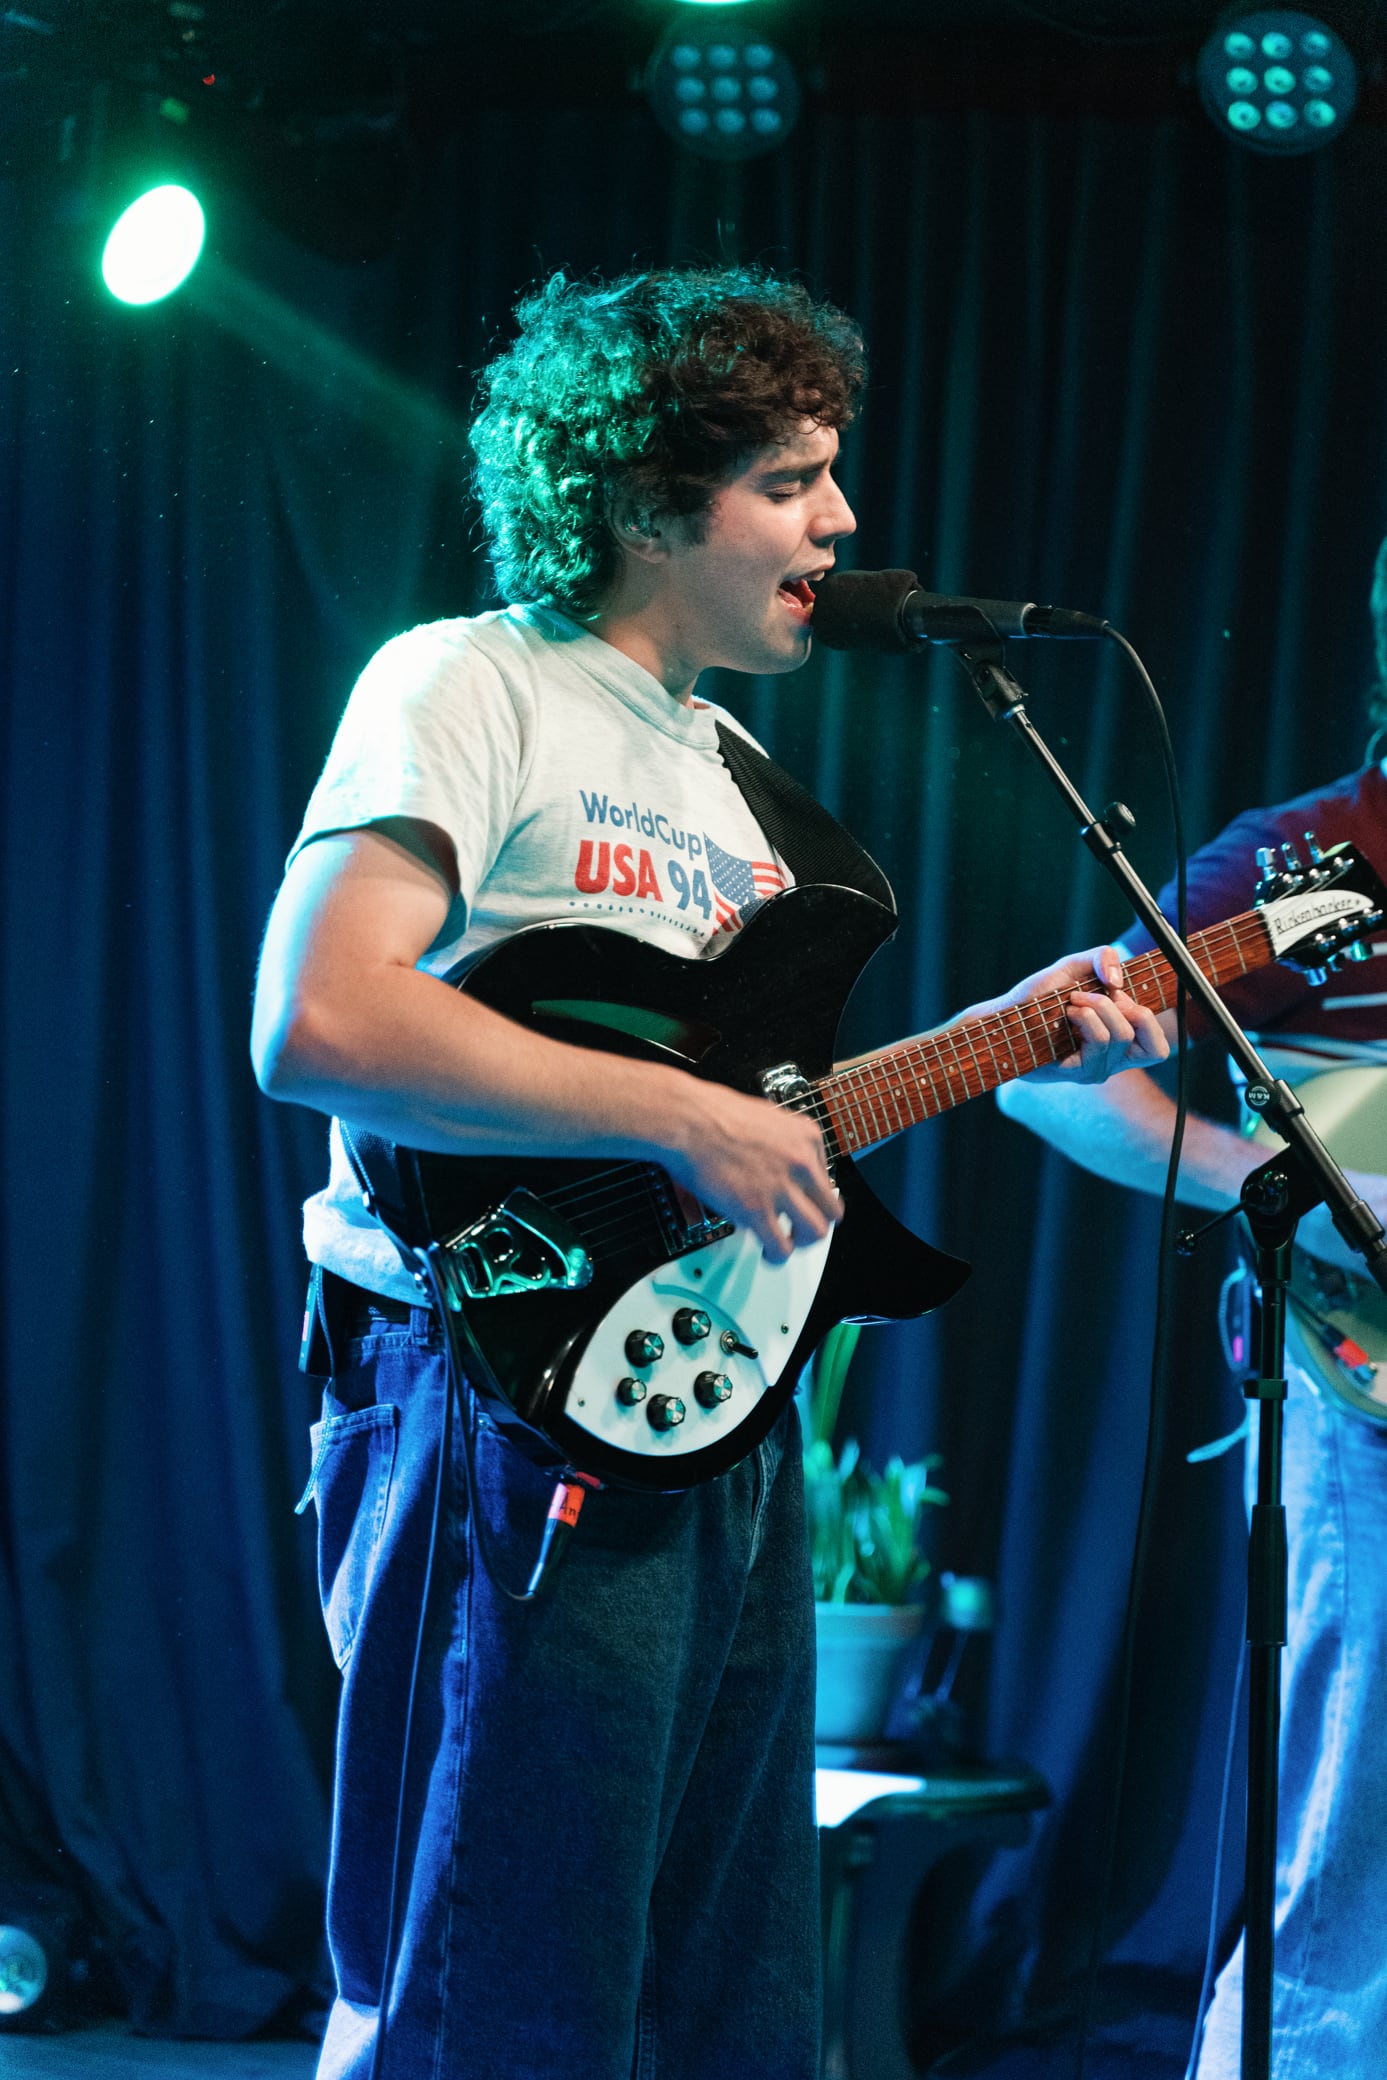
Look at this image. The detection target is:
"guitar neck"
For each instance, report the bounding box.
[814,907,1273,1158]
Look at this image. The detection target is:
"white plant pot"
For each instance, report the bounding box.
[814,1601,929,1746]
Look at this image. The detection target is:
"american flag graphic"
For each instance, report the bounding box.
[703,833,786,934]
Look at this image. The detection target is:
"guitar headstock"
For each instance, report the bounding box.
[1254,834,1387,982]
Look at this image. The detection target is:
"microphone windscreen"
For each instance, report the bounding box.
[812,569,920,652]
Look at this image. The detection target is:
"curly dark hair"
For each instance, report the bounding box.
[469,266,866,617]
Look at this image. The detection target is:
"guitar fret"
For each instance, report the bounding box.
[849,1065,890,1145]
[899,1043,946,1122]
[993,1009,1025,1082]
[958,1020,987,1095]
[885,1061,915,1134]
[862,1064,898,1139]
[866,1060,904,1139]
[835,1074,867,1149]
[939,1022,973,1106]
[839,1076,873,1150]
[807,892,1338,1162]
[1014,999,1054,1070]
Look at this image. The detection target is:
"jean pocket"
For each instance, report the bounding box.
[302,1404,400,1671]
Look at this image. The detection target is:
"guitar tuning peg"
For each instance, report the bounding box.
[1344,940,1371,964]
[1303,967,1329,987]
[1280,840,1303,874]
[1304,830,1324,866]
[1254,846,1283,902]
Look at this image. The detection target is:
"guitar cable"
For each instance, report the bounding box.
[363,1243,598,2080]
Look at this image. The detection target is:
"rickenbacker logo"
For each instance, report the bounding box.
[1262,886,1374,957]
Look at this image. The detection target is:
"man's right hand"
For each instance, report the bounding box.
[254,825,843,1262]
[661,1084,844,1263]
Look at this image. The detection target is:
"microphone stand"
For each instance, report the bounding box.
[946,638,1387,2080]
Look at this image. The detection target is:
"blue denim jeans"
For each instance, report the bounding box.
[1196,1345,1387,2080]
[304,1304,820,2080]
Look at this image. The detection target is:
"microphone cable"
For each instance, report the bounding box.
[1069,624,1190,2080]
[1183,1645,1247,2080]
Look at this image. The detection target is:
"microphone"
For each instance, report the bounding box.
[812,568,1109,650]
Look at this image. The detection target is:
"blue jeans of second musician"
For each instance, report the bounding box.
[1195,1344,1387,2080]
[304,1302,820,2080]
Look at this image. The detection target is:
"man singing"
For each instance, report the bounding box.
[252,265,1167,2079]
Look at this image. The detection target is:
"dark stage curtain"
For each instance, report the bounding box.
[4,95,1387,2042]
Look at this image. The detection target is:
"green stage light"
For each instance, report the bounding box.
[1197,11,1357,154]
[100,183,206,305]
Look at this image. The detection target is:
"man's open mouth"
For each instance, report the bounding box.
[778,577,817,611]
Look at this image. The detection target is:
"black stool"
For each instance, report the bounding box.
[817,1759,1049,2080]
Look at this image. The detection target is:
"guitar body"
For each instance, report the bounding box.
[355,884,971,1490]
[344,841,1387,1484]
[1243,1054,1387,1425]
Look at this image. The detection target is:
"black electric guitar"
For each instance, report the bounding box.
[348,842,1387,1490]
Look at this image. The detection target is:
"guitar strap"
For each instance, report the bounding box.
[334,724,895,1291]
[713,721,896,915]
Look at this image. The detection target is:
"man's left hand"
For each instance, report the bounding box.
[1001,945,1170,1086]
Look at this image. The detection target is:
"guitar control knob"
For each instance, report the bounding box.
[672,1308,712,1345]
[719,1330,758,1359]
[625,1330,665,1368]
[647,1394,686,1431]
[616,1376,647,1407]
[694,1371,733,1408]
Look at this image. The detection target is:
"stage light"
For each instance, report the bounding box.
[100,182,206,305]
[647,15,800,161]
[0,1922,47,2021]
[0,1884,104,2034]
[1197,11,1357,154]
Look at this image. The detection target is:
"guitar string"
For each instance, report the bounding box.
[814,912,1274,1154]
[488,908,1279,1240]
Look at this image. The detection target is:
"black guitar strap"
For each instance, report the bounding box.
[713,721,896,915]
[334,724,894,1294]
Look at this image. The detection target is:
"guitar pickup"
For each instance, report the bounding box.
[760,1060,840,1180]
[439,1190,593,1303]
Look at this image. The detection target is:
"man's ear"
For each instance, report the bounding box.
[609,499,669,565]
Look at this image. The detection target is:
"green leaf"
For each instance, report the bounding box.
[804,1433,950,1605]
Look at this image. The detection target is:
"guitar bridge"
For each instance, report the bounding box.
[438,1189,593,1304]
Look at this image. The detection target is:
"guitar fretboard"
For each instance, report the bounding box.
[812,909,1271,1158]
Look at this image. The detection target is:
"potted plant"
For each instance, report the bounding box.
[803,1323,950,1748]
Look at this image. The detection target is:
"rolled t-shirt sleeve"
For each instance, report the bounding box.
[288,623,527,928]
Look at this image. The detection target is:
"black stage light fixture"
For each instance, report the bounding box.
[1197,10,1357,154]
[646,9,801,162]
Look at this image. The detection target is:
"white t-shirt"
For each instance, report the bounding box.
[291,604,792,1301]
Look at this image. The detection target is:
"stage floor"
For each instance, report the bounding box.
[0,2024,317,2077]
[0,2010,1192,2078]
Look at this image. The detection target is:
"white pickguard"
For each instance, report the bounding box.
[562,1225,832,1457]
